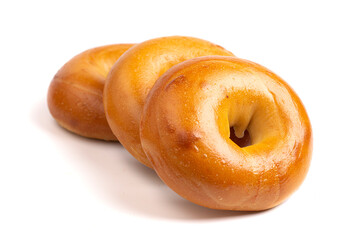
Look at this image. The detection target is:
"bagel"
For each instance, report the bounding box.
[48,44,133,140]
[140,56,313,211]
[104,36,234,167]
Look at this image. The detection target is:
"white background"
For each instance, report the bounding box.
[1,0,359,239]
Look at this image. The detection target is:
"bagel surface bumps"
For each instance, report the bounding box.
[140,56,312,211]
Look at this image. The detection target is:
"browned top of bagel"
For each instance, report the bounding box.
[140,56,312,211]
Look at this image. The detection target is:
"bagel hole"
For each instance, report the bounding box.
[229,127,252,148]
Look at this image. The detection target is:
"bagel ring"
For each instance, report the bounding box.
[140,56,313,211]
[104,36,234,167]
[48,44,133,140]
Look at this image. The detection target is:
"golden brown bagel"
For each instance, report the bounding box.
[48,44,133,140]
[104,36,234,167]
[140,56,313,211]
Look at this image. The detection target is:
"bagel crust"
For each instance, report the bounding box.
[48,44,133,140]
[140,56,313,211]
[104,36,234,167]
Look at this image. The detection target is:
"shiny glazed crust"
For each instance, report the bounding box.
[104,36,234,167]
[48,44,133,140]
[140,56,313,211]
